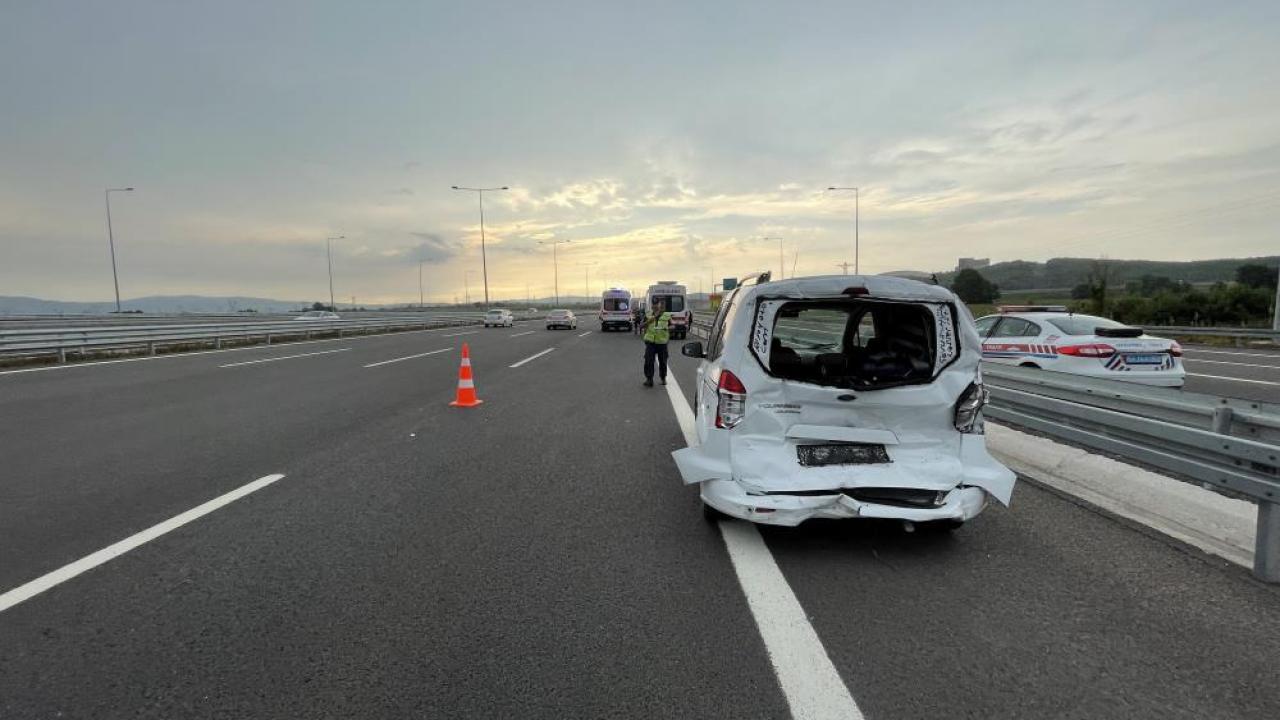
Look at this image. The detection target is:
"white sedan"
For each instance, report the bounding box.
[484,309,515,327]
[294,310,340,320]
[546,309,578,330]
[974,307,1185,387]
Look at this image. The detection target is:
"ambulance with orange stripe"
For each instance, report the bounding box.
[974,306,1185,387]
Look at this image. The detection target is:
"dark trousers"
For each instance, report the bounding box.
[643,341,669,381]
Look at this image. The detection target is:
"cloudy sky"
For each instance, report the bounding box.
[2,0,1278,305]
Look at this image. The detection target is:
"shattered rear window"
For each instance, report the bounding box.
[764,300,948,390]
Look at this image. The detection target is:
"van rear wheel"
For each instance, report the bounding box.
[702,501,730,523]
[917,518,964,533]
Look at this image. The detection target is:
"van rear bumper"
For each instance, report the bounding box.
[700,479,990,527]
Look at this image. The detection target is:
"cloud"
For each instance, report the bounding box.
[405,233,458,264]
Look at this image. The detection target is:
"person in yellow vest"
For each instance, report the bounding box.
[641,298,672,387]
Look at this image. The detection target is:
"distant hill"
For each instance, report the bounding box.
[936,256,1280,291]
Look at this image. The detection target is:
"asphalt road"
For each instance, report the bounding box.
[1180,344,1280,403]
[2,321,1279,718]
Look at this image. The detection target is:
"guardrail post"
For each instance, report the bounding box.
[215,337,222,349]
[1257,503,1280,582]
[148,341,157,356]
[57,347,66,363]
[1211,406,1233,435]
[266,333,272,346]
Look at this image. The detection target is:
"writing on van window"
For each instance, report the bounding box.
[765,301,938,390]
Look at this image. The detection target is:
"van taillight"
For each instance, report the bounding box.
[715,370,747,429]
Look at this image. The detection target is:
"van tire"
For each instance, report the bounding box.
[1019,362,1040,369]
[918,518,964,533]
[702,501,730,523]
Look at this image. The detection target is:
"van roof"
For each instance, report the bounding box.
[739,274,956,302]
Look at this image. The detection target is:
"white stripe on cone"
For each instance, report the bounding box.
[458,378,474,388]
[461,358,471,367]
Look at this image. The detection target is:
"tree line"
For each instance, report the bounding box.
[950,263,1278,326]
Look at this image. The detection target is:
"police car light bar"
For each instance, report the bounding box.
[997,305,1068,313]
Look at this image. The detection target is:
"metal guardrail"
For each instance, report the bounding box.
[689,314,1280,581]
[982,365,1280,582]
[0,314,490,362]
[1143,325,1279,343]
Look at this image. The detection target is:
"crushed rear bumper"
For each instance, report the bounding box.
[699,479,989,526]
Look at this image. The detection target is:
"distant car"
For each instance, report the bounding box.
[484,309,515,327]
[294,311,340,320]
[546,309,578,330]
[974,306,1185,387]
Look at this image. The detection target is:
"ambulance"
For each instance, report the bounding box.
[599,288,633,332]
[645,281,691,339]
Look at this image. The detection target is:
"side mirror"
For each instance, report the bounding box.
[682,341,705,358]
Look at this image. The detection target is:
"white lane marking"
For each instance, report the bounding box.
[509,347,556,368]
[220,348,350,368]
[442,330,479,338]
[577,331,592,337]
[0,473,286,614]
[1187,373,1280,386]
[665,372,698,446]
[363,347,453,368]
[1182,358,1280,370]
[0,325,468,376]
[1182,348,1280,359]
[510,330,535,338]
[662,368,864,720]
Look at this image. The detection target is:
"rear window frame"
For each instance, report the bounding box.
[747,295,964,391]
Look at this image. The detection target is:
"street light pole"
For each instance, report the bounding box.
[451,185,509,309]
[104,187,134,312]
[836,261,853,275]
[580,261,598,301]
[539,239,571,306]
[464,270,478,305]
[1274,265,1280,331]
[326,235,344,311]
[827,187,860,274]
[419,261,424,309]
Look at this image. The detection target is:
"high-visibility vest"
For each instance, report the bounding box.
[644,312,671,344]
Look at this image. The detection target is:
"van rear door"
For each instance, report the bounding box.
[727,297,979,494]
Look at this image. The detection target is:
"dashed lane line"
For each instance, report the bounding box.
[219,348,350,368]
[1182,348,1280,359]
[0,473,286,614]
[577,331,593,337]
[363,347,453,368]
[510,348,556,368]
[662,372,865,720]
[441,330,480,338]
[510,331,535,338]
[1187,373,1280,387]
[1181,358,1280,370]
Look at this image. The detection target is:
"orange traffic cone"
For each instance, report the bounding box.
[449,343,483,407]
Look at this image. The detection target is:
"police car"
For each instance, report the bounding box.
[974,306,1185,387]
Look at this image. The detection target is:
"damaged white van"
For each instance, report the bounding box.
[674,274,1015,530]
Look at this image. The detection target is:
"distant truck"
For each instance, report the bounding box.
[599,288,633,332]
[645,281,691,339]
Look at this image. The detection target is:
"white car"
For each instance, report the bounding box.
[974,307,1185,387]
[484,309,515,327]
[546,309,578,330]
[674,274,1015,530]
[294,310,340,320]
